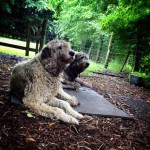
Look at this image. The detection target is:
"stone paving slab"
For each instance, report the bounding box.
[11,87,133,119]
[64,87,133,119]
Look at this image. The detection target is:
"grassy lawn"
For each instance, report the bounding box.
[82,61,104,75]
[107,60,133,73]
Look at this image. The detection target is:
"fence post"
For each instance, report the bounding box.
[120,50,131,72]
[104,32,114,69]
[25,22,31,56]
[88,38,95,59]
[39,19,48,51]
[96,35,104,63]
[35,26,41,53]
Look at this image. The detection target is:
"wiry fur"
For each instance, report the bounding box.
[10,39,83,124]
[62,52,90,89]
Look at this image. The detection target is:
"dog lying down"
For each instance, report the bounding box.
[62,52,91,90]
[10,39,83,124]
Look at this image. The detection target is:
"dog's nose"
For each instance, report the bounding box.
[69,51,75,56]
[86,62,90,67]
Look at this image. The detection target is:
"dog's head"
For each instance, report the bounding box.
[40,39,75,76]
[41,39,75,64]
[74,52,90,71]
[63,52,90,81]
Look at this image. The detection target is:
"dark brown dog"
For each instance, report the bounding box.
[62,52,91,89]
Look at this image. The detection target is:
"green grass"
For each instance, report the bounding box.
[107,60,133,73]
[107,61,121,73]
[0,48,35,58]
[123,64,133,72]
[82,60,133,75]
[108,61,132,73]
[82,60,104,75]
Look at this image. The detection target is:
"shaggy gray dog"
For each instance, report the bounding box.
[10,39,83,124]
[62,52,90,89]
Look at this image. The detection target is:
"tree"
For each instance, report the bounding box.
[56,0,107,50]
[0,0,55,41]
[101,0,150,72]
[88,37,95,58]
[96,35,104,63]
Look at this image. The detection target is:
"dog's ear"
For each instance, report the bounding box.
[41,46,51,60]
[75,54,79,60]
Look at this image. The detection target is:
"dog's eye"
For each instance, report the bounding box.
[57,45,62,50]
[81,56,84,59]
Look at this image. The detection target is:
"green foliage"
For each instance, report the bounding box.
[101,1,150,32]
[0,0,15,13]
[56,0,108,49]
[140,54,150,75]
[123,64,133,73]
[26,0,51,10]
[0,0,55,41]
[100,0,150,73]
[130,72,150,88]
[143,76,150,89]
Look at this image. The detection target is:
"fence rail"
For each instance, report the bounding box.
[0,16,48,56]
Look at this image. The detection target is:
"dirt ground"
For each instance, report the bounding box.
[0,54,150,150]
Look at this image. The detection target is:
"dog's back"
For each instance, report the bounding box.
[10,59,34,100]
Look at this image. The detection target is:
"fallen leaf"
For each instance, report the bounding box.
[27,136,36,142]
[27,112,35,118]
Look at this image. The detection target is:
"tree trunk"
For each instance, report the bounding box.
[104,32,114,69]
[96,36,104,63]
[134,22,142,72]
[39,19,48,51]
[88,38,95,59]
[120,50,131,72]
[35,26,41,54]
[25,22,31,56]
[81,40,87,52]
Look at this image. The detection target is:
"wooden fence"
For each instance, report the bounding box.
[0,17,48,56]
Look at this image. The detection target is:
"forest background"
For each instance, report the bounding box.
[0,0,150,87]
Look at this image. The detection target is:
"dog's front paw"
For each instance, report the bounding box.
[76,113,83,119]
[74,82,80,90]
[67,96,79,107]
[69,117,79,124]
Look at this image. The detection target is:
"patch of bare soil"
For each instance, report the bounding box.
[0,54,150,150]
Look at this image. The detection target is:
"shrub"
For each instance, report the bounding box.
[140,54,150,75]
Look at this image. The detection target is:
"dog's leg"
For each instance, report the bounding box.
[75,78,92,88]
[47,97,83,119]
[62,84,76,89]
[23,96,79,124]
[61,78,80,90]
[57,87,79,106]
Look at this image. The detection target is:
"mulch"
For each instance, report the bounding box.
[0,54,150,150]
